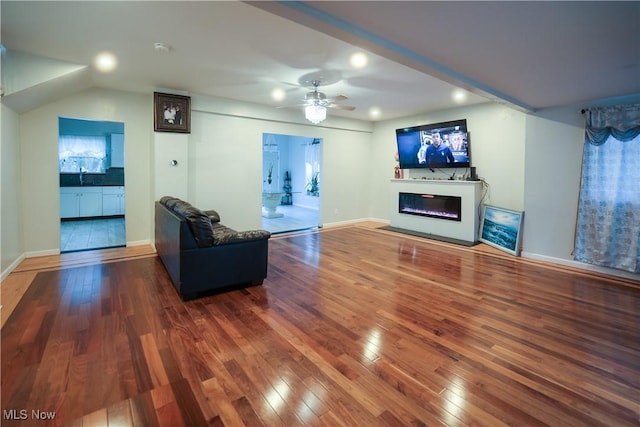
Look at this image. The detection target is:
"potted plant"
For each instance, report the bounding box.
[306,172,319,197]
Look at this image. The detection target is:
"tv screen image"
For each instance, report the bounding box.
[396,119,470,169]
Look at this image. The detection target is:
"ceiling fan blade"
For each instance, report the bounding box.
[274,79,354,112]
[328,104,356,111]
[327,95,348,103]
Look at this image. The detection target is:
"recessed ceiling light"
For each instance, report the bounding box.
[271,88,286,102]
[94,51,118,73]
[369,106,382,119]
[350,52,368,69]
[452,88,468,103]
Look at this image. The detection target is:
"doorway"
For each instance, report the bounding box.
[261,133,321,234]
[59,117,126,252]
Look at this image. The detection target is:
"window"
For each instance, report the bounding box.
[59,135,107,174]
[305,138,320,197]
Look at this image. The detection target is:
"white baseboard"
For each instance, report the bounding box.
[0,249,60,281]
[127,239,151,247]
[521,251,640,281]
[322,217,389,229]
[25,249,61,258]
[367,217,390,225]
[1,253,25,282]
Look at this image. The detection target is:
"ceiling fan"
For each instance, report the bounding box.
[282,80,355,124]
[303,80,355,111]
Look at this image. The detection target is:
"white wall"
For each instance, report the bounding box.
[185,94,373,231]
[154,132,189,201]
[523,107,585,262]
[1,104,22,277]
[17,88,152,255]
[369,103,527,221]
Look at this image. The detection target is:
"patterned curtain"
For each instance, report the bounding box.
[574,104,640,273]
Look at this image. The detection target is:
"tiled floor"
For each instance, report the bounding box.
[60,218,126,252]
[261,205,319,234]
[59,205,314,252]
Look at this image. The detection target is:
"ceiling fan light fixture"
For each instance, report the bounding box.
[305,104,327,124]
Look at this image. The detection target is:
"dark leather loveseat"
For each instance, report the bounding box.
[155,196,271,299]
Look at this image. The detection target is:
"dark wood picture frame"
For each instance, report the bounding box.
[154,92,191,133]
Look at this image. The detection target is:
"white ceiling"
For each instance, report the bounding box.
[2,1,639,121]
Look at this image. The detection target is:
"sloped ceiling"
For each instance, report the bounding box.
[2,1,639,119]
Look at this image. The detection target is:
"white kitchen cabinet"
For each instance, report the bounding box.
[102,186,125,216]
[60,187,103,218]
[60,190,79,218]
[80,190,103,217]
[110,133,125,168]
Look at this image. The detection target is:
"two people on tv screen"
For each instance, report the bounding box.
[417,129,467,166]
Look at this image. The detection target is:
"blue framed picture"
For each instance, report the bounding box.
[479,205,524,256]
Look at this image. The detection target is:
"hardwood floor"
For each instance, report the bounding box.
[1,245,156,329]
[2,224,639,426]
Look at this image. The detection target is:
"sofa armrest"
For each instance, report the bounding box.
[213,229,271,245]
[204,209,221,223]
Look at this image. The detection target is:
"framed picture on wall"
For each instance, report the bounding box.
[479,205,524,256]
[154,92,191,133]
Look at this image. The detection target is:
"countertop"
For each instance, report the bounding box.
[60,169,124,187]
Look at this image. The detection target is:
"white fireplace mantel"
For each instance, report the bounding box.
[389,179,483,245]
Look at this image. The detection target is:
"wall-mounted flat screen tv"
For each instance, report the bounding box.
[396,119,470,169]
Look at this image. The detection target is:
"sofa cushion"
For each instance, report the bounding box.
[161,198,220,224]
[159,196,181,210]
[163,198,215,248]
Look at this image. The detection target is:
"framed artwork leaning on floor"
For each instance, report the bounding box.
[479,205,524,256]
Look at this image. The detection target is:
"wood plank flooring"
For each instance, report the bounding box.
[1,245,156,328]
[1,225,639,426]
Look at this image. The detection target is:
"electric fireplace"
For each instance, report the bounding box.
[398,192,462,221]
